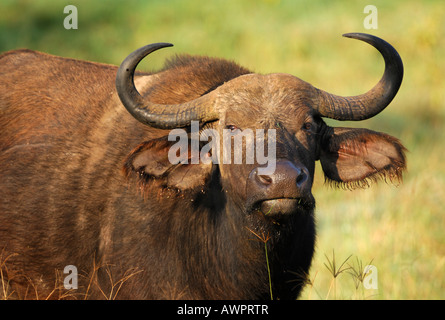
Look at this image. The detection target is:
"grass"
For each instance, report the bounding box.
[323,251,352,300]
[1,0,444,299]
[302,251,379,300]
[247,228,274,300]
[0,250,143,300]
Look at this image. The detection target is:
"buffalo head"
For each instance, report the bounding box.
[117,32,405,215]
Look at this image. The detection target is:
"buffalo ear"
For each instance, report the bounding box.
[124,138,176,178]
[123,137,213,191]
[319,127,407,188]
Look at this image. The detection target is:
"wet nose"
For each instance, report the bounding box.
[248,159,310,197]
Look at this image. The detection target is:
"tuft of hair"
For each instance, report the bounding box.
[143,54,252,104]
[324,162,406,190]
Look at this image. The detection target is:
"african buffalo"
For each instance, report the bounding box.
[0,33,405,299]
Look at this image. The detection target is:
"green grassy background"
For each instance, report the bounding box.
[1,0,443,299]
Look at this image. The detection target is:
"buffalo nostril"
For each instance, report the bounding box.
[256,174,273,186]
[296,169,308,187]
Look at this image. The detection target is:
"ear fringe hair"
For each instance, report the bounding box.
[324,161,406,191]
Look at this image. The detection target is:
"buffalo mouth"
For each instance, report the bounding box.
[252,197,315,217]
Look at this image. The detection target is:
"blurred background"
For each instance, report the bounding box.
[1,0,443,299]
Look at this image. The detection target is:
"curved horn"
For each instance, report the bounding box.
[315,33,403,121]
[116,43,219,129]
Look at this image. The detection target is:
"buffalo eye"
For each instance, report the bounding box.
[226,124,241,133]
[303,122,314,132]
